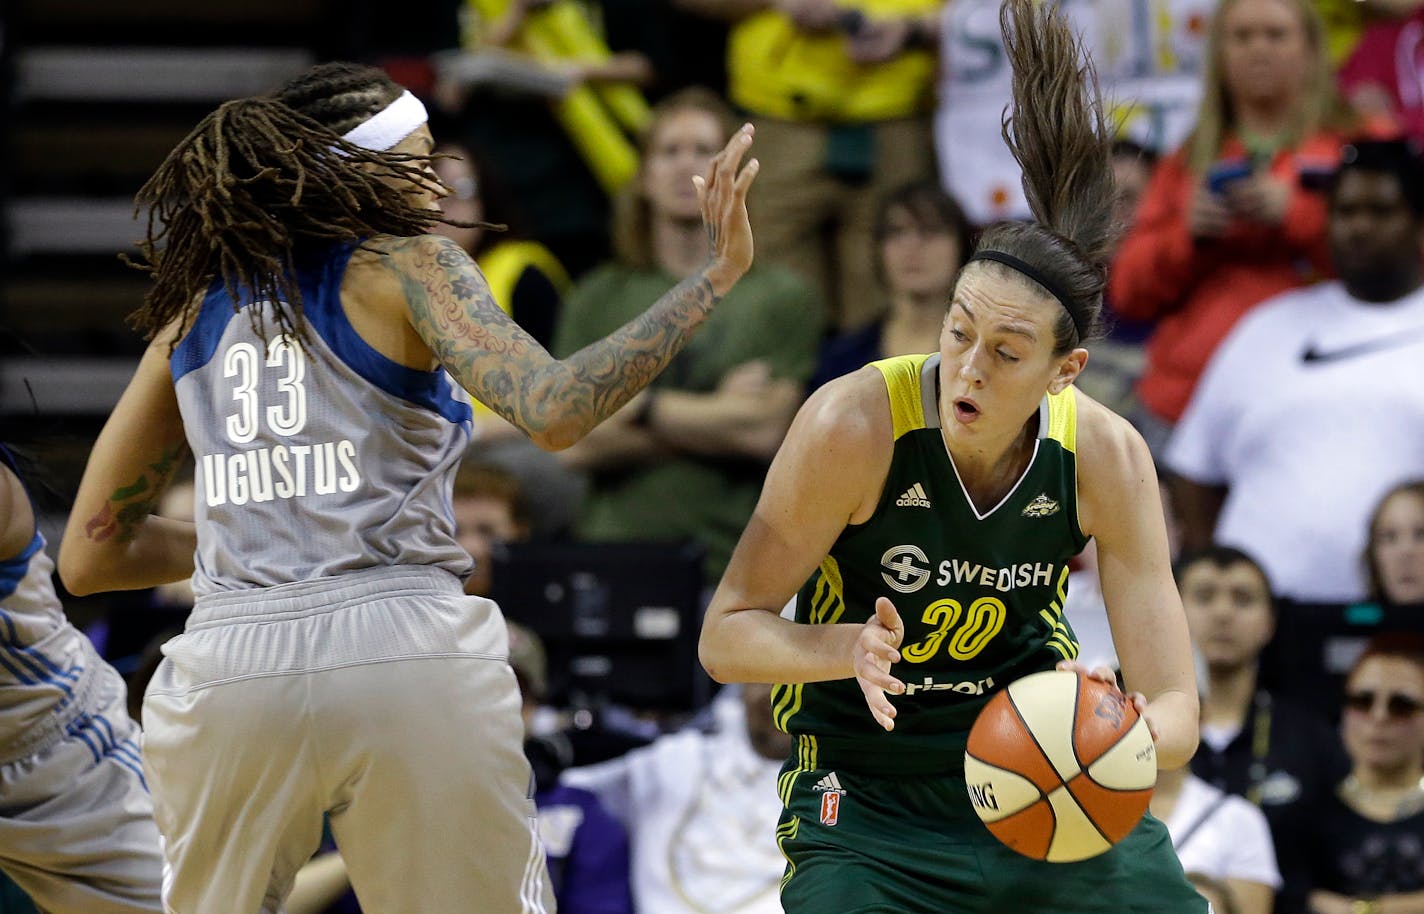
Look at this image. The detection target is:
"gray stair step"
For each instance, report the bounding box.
[7,198,144,257]
[16,46,314,103]
[1,358,138,416]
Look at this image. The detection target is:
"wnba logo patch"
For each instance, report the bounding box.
[812,771,847,826]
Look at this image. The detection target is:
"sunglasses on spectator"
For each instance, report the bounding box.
[1344,690,1424,719]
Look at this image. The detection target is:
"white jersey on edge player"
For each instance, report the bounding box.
[0,448,163,913]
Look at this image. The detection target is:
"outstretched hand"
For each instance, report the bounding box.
[694,123,759,296]
[855,597,906,731]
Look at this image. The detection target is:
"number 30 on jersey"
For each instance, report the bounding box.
[901,597,1007,663]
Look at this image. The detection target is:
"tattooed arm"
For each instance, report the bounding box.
[396,125,759,452]
[59,326,196,595]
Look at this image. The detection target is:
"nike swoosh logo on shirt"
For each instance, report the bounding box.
[1301,328,1424,364]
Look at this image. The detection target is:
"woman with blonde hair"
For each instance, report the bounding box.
[1110,0,1354,450]
[1365,481,1424,608]
[553,86,824,580]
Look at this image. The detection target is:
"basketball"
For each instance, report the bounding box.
[963,670,1156,863]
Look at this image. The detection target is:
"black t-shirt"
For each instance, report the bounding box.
[1283,790,1424,901]
[1192,690,1350,914]
[1191,690,1349,818]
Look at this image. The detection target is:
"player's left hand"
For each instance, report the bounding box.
[1054,659,1161,745]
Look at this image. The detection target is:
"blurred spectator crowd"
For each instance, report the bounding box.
[7,0,1424,909]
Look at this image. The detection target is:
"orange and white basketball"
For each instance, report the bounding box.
[964,669,1156,863]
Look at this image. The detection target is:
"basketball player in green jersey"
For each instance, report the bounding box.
[699,1,1207,911]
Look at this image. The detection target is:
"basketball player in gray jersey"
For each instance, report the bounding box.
[58,62,758,914]
[0,449,163,913]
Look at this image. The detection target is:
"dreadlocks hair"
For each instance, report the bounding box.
[128,62,445,345]
[965,0,1119,355]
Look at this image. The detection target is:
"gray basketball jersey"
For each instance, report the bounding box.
[0,452,104,753]
[171,242,474,597]
[0,528,93,746]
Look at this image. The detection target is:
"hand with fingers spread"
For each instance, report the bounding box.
[855,597,906,731]
[693,123,759,297]
[1054,660,1162,745]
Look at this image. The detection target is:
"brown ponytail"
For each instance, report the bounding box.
[965,0,1119,353]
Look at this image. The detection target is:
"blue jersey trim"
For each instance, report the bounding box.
[0,534,42,602]
[303,244,472,425]
[171,280,243,382]
[170,244,473,425]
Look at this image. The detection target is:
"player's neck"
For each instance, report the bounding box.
[941,419,1036,500]
[1202,662,1258,727]
[652,215,710,280]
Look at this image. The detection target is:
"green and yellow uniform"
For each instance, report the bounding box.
[773,354,1206,913]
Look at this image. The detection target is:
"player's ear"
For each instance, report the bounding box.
[1048,348,1087,395]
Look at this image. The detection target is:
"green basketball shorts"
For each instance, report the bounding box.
[776,762,1209,914]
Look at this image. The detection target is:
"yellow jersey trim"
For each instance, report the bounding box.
[871,353,933,441]
[772,683,804,733]
[1042,566,1080,660]
[777,815,801,890]
[1044,386,1078,454]
[809,555,846,625]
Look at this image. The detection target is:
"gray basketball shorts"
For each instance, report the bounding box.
[0,647,164,914]
[142,565,553,914]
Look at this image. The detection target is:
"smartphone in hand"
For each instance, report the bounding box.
[1206,159,1252,195]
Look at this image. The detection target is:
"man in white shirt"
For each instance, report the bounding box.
[1167,140,1424,603]
[1153,765,1282,914]
[561,684,792,914]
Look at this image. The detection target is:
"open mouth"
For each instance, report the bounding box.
[953,398,980,422]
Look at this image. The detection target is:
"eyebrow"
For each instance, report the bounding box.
[952,301,1039,342]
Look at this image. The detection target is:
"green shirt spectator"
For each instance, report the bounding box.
[555,261,822,579]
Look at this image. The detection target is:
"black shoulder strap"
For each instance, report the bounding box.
[1172,790,1232,852]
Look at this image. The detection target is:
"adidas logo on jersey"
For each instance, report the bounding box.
[812,772,845,793]
[1022,493,1060,518]
[896,483,932,508]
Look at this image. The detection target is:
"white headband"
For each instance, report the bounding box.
[342,90,428,151]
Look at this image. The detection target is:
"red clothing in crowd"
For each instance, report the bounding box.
[1339,9,1424,145]
[1109,133,1342,423]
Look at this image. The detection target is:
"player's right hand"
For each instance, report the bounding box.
[854,596,906,732]
[694,124,759,296]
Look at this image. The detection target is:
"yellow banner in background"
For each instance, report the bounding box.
[464,0,648,194]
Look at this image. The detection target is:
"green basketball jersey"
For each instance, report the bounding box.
[773,353,1088,784]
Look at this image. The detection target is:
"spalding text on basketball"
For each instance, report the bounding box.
[968,783,999,811]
